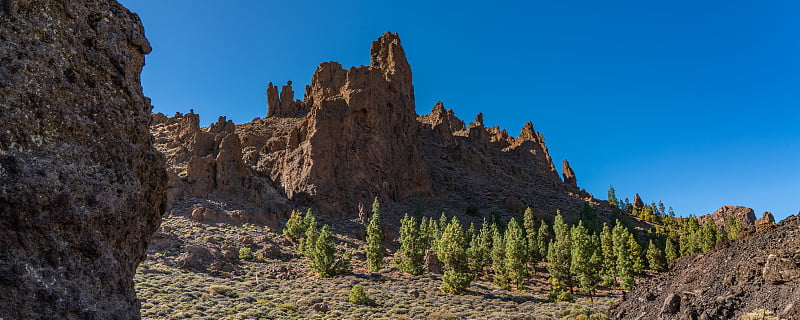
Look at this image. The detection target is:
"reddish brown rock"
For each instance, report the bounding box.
[756,211,776,226]
[633,193,645,210]
[0,1,166,319]
[699,206,757,229]
[562,159,578,192]
[153,32,610,224]
[267,81,308,117]
[271,32,432,215]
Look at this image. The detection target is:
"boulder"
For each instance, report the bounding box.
[699,206,757,229]
[0,1,166,319]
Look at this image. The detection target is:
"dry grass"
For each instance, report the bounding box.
[135,215,618,319]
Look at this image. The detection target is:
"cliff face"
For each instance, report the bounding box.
[0,1,166,319]
[273,33,432,215]
[154,32,602,222]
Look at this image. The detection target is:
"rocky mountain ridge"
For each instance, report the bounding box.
[153,32,605,225]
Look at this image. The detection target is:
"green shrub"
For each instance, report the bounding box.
[238,247,253,260]
[283,210,306,242]
[309,225,351,277]
[348,285,369,305]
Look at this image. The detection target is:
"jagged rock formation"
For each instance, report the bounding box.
[153,32,604,222]
[266,81,308,117]
[562,159,578,192]
[609,215,800,320]
[699,205,757,229]
[0,1,166,319]
[756,211,776,227]
[151,112,289,222]
[633,193,645,210]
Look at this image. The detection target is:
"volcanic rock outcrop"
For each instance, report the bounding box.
[609,215,800,320]
[151,112,289,222]
[699,205,757,229]
[0,1,166,319]
[154,32,603,222]
[756,211,776,227]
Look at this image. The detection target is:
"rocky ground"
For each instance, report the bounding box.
[610,215,800,320]
[135,214,618,320]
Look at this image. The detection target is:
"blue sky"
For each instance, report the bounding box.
[120,0,799,221]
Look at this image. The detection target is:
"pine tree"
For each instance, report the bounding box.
[629,236,644,274]
[537,219,551,262]
[397,214,425,275]
[716,224,729,245]
[299,210,319,258]
[283,210,306,243]
[438,212,449,235]
[371,197,380,219]
[547,213,572,301]
[504,218,527,290]
[612,221,635,290]
[438,216,473,294]
[570,221,601,301]
[664,238,678,266]
[523,207,540,267]
[429,214,442,243]
[466,222,477,244]
[420,216,431,248]
[468,219,492,274]
[725,217,742,240]
[699,221,718,252]
[646,240,666,272]
[490,208,505,232]
[365,204,385,272]
[491,226,510,290]
[608,185,619,207]
[310,225,351,277]
[600,223,616,285]
[578,202,600,233]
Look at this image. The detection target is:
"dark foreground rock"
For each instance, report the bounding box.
[609,215,800,320]
[0,1,166,319]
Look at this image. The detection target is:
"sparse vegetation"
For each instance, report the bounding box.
[348,285,369,305]
[207,284,233,296]
[309,225,351,277]
[136,214,624,320]
[366,197,385,272]
[283,209,306,243]
[238,247,253,261]
[397,214,425,275]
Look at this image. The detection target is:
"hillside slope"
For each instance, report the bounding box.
[609,215,800,319]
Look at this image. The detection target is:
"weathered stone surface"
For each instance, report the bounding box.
[699,206,757,229]
[154,32,609,224]
[151,111,290,221]
[763,253,800,284]
[756,211,775,226]
[267,81,308,117]
[660,293,681,315]
[424,249,442,274]
[0,1,166,319]
[271,32,432,215]
[562,159,578,192]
